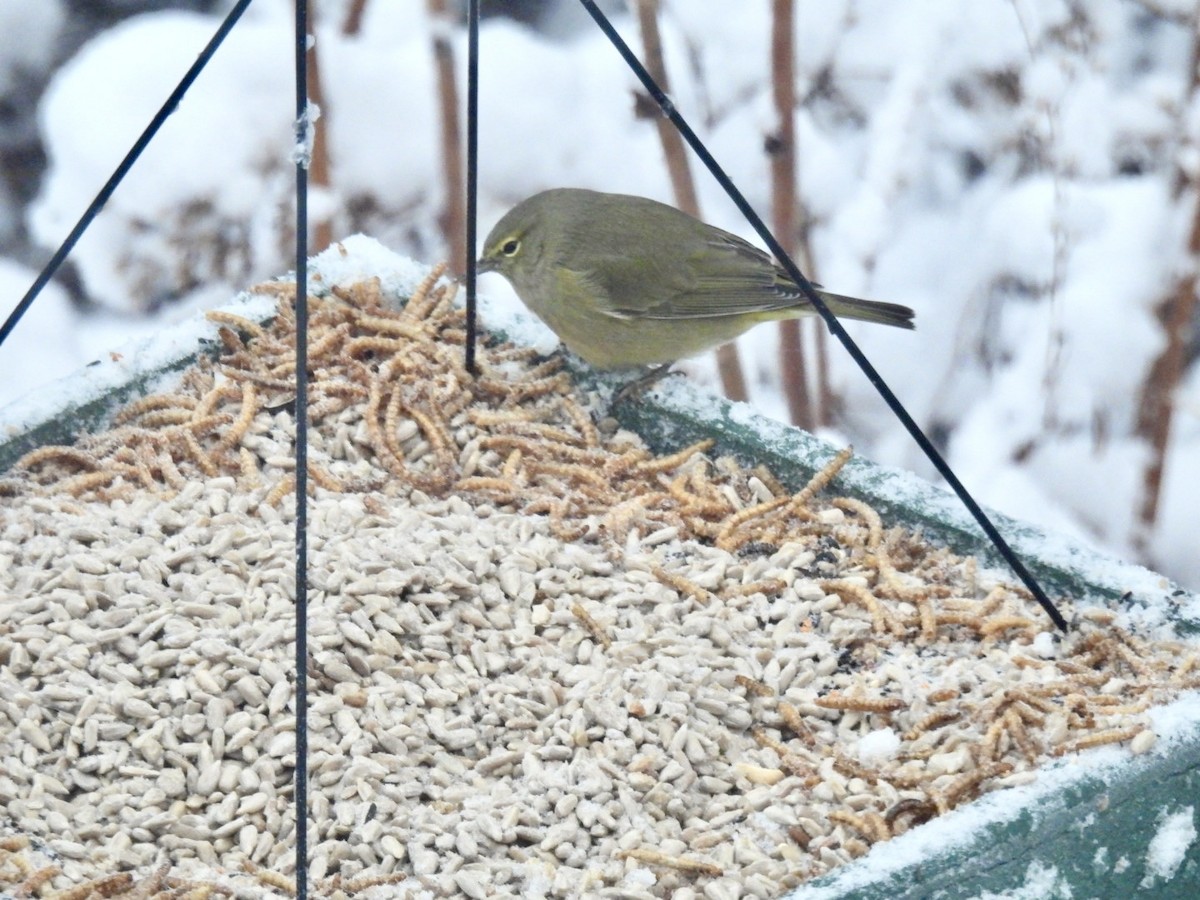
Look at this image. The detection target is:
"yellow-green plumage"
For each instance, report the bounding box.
[477,188,914,370]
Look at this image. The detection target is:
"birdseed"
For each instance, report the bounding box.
[0,263,1196,898]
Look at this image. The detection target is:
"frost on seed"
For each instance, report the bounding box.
[121,698,158,720]
[267,732,296,758]
[1130,730,1157,755]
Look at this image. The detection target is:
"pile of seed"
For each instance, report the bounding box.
[1,264,1196,898]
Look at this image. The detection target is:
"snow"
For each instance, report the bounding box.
[307,233,430,298]
[0,287,275,439]
[1,2,1198,595]
[291,102,321,169]
[1141,807,1198,888]
[972,862,1073,900]
[0,275,245,414]
[1030,631,1058,658]
[28,11,295,312]
[0,1,63,95]
[856,727,901,764]
[621,866,657,890]
[0,260,78,413]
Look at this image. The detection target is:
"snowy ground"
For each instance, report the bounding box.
[0,0,1197,593]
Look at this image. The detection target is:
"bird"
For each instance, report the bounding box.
[477,187,913,375]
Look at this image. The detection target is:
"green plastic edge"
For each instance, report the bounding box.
[0,350,213,474]
[0,292,276,476]
[795,724,1200,899]
[3,296,1198,898]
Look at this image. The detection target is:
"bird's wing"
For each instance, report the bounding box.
[583,230,807,321]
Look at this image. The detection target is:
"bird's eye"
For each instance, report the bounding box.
[501,238,520,256]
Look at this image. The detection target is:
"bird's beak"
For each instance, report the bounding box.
[475,256,497,274]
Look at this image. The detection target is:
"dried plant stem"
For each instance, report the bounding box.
[1134,19,1200,547]
[813,316,832,425]
[635,0,698,216]
[1136,267,1196,538]
[714,344,750,405]
[635,0,748,402]
[769,0,812,430]
[306,0,333,254]
[343,0,368,35]
[429,0,467,274]
[771,0,835,430]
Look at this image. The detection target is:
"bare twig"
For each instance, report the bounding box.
[635,0,748,402]
[768,0,812,430]
[429,0,467,274]
[713,337,751,402]
[307,0,333,254]
[1134,14,1200,547]
[814,311,832,424]
[770,0,833,429]
[343,0,368,35]
[635,0,698,215]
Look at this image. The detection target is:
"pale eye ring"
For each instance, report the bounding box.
[501,238,520,256]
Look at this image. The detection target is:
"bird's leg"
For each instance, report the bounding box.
[613,362,678,405]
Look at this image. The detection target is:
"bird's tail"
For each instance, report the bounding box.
[815,290,915,330]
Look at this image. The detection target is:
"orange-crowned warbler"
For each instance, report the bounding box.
[478,188,913,371]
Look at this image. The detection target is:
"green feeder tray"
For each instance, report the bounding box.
[2,243,1197,899]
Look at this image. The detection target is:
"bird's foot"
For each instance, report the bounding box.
[612,363,678,406]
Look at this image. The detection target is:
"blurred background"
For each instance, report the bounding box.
[0,0,1197,594]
